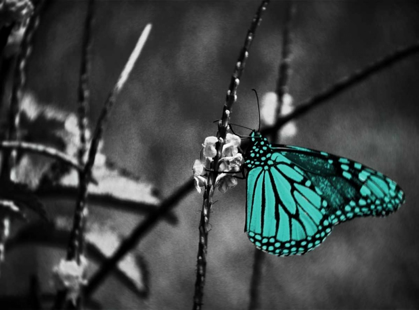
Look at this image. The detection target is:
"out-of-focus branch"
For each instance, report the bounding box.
[84,178,194,298]
[77,0,94,165]
[66,22,152,262]
[0,140,86,173]
[0,25,14,56]
[1,0,44,179]
[36,185,178,224]
[271,1,295,143]
[263,39,419,135]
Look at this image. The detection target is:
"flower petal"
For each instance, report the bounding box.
[226,133,241,148]
[193,159,205,177]
[202,136,218,159]
[217,175,238,193]
[222,143,238,157]
[194,175,207,193]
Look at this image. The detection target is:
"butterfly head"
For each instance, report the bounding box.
[245,131,272,168]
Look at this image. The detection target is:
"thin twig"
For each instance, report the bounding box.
[248,249,264,310]
[36,185,178,224]
[53,22,152,310]
[0,140,86,173]
[272,1,295,143]
[76,0,94,300]
[193,1,270,309]
[53,3,95,308]
[0,24,14,57]
[84,178,194,298]
[264,39,419,135]
[65,21,152,261]
[77,0,94,166]
[29,275,43,310]
[249,4,294,309]
[1,2,42,179]
[0,2,44,276]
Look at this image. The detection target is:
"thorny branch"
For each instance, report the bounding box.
[193,1,270,309]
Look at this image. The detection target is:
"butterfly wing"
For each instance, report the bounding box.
[280,146,405,223]
[245,145,405,256]
[246,151,333,256]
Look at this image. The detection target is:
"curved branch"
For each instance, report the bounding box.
[0,141,85,173]
[84,178,194,298]
[263,40,419,135]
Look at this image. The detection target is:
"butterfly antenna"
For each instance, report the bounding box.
[229,124,251,139]
[252,89,261,132]
[213,119,252,139]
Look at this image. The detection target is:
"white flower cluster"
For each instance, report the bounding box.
[193,133,243,193]
[53,257,88,305]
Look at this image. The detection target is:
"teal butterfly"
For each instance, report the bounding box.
[244,131,405,256]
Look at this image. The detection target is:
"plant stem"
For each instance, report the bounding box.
[66,21,151,262]
[193,1,270,309]
[77,0,94,170]
[52,22,152,310]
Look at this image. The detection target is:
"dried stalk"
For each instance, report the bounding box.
[193,1,270,309]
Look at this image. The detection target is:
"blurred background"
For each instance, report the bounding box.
[1,0,419,309]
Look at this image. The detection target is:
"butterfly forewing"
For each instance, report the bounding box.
[245,132,405,256]
[280,146,405,223]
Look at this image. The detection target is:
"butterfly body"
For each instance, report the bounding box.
[244,131,405,256]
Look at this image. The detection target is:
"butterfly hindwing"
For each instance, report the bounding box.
[245,132,405,256]
[246,138,333,256]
